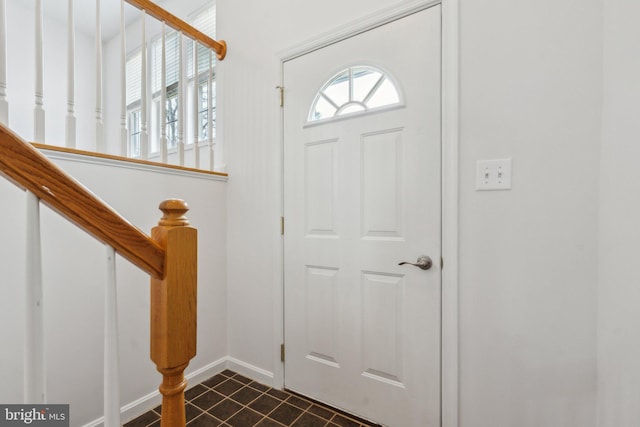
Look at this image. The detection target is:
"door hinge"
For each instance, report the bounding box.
[280,216,285,235]
[277,86,284,107]
[280,343,285,362]
[440,256,444,270]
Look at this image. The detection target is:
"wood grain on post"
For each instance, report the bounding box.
[150,199,197,427]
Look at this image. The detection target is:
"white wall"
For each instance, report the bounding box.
[4,0,96,149]
[597,0,640,426]
[0,153,227,426]
[219,0,601,425]
[459,1,601,425]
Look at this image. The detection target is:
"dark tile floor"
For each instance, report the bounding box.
[124,370,380,427]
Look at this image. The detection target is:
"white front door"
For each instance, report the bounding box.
[283,6,442,426]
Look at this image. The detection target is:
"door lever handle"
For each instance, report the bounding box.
[398,256,433,271]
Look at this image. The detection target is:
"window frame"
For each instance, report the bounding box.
[306,65,404,126]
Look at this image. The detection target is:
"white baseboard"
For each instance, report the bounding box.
[82,357,228,427]
[185,358,229,390]
[225,357,275,387]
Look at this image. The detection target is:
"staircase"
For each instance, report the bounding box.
[0,0,228,425]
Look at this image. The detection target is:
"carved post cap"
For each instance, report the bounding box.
[158,199,190,227]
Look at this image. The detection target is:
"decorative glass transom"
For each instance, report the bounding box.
[308,66,401,122]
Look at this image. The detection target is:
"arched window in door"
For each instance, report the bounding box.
[308,65,401,123]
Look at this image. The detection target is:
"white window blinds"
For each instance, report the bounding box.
[126,51,141,105]
[191,5,216,38]
[126,4,216,103]
[150,29,180,95]
[188,5,217,79]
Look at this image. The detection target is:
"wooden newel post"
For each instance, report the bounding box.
[150,199,197,427]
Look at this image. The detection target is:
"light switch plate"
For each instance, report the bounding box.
[476,158,512,190]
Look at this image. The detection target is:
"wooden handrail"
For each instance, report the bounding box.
[125,0,227,60]
[0,123,165,279]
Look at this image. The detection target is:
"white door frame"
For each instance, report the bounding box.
[272,1,459,425]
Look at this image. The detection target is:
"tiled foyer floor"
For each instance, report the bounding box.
[124,370,380,427]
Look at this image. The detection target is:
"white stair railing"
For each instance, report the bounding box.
[120,0,128,157]
[95,0,104,152]
[24,191,46,404]
[34,0,45,143]
[177,31,185,166]
[104,246,122,427]
[192,40,199,169]
[24,198,124,427]
[1,0,225,171]
[0,0,8,125]
[160,22,168,163]
[207,49,214,170]
[66,0,76,148]
[140,10,149,159]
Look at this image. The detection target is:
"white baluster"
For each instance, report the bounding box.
[140,11,148,159]
[192,41,199,168]
[95,0,104,152]
[160,23,167,163]
[65,0,76,148]
[208,49,214,171]
[120,0,127,156]
[177,32,185,166]
[0,0,8,125]
[25,191,46,404]
[104,246,121,427]
[34,0,45,143]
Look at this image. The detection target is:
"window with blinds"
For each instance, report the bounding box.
[126,52,142,107]
[149,29,180,96]
[189,4,216,78]
[126,4,216,158]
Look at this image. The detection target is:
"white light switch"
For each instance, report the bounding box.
[476,158,512,190]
